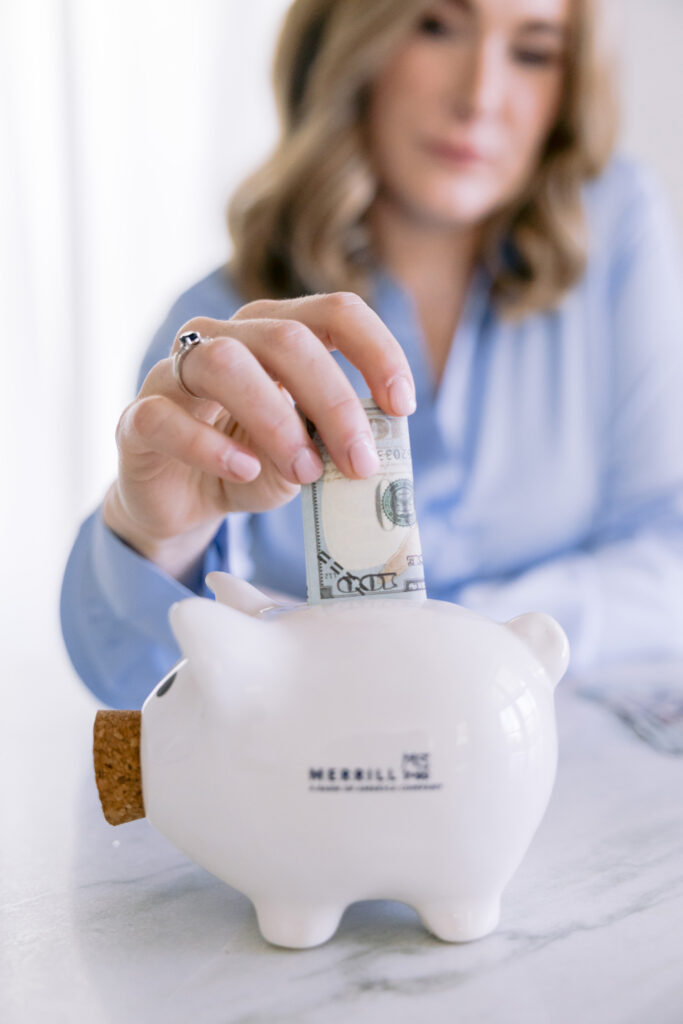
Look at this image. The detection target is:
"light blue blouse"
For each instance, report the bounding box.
[60,155,683,709]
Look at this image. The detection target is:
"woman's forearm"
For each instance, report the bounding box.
[101,480,225,584]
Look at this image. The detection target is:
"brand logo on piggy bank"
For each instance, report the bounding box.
[402,752,430,779]
[308,752,442,793]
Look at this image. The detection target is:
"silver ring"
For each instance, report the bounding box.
[173,331,207,399]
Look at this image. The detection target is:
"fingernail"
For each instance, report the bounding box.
[388,375,416,416]
[293,446,324,484]
[348,437,380,478]
[227,450,261,481]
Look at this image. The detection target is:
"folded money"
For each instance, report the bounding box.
[301,398,426,604]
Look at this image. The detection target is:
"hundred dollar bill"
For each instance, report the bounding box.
[301,398,426,604]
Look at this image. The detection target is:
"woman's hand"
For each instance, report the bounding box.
[102,292,416,577]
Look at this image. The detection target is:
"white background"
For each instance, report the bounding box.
[1,0,682,654]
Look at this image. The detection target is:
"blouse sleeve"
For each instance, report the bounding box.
[60,278,241,709]
[457,164,683,675]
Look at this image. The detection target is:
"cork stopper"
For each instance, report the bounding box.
[93,710,145,825]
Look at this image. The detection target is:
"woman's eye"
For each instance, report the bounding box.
[514,49,562,68]
[418,15,456,38]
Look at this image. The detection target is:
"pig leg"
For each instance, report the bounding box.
[252,896,346,949]
[417,895,501,943]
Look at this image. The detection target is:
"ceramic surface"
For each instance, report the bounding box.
[140,573,569,949]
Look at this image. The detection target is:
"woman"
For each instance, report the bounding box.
[60,0,683,709]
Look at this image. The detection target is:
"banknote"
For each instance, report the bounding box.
[301,398,426,604]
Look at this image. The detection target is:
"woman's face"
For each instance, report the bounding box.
[367,0,571,228]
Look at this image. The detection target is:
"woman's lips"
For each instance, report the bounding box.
[421,140,491,166]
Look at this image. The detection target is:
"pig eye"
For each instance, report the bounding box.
[156,667,178,697]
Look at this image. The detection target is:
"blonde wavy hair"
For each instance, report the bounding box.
[226,0,619,318]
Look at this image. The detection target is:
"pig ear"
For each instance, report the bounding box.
[204,571,275,615]
[505,612,570,689]
[168,596,278,705]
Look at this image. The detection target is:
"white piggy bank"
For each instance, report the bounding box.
[139,571,569,949]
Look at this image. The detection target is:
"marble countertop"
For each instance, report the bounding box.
[4,616,683,1024]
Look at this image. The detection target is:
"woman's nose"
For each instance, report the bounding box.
[450,36,507,121]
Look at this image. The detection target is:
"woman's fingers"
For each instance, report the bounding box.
[117,393,262,483]
[166,289,417,483]
[175,322,380,480]
[147,338,325,485]
[231,292,417,417]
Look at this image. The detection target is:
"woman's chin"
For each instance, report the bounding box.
[409,194,500,231]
